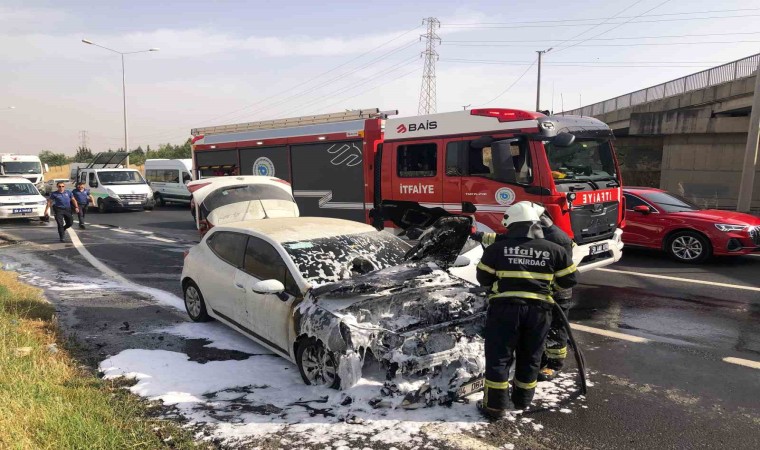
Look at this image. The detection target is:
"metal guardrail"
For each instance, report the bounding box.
[564,53,760,117]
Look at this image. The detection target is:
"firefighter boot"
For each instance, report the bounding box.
[511,383,536,410]
[477,400,508,420]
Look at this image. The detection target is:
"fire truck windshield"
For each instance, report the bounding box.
[544,139,617,184]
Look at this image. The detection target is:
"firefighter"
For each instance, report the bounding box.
[475,201,577,418]
[471,203,575,381]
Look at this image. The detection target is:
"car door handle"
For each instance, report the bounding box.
[234,282,245,290]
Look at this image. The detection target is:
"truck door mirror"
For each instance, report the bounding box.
[461,201,477,214]
[44,163,49,173]
[552,132,576,147]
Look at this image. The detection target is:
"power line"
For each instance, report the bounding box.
[129,24,423,141]
[550,0,646,50]
[440,13,760,29]
[440,59,719,68]
[444,40,760,48]
[475,58,538,107]
[443,8,760,26]
[445,31,760,43]
[553,0,674,54]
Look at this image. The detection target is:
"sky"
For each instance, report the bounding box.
[1,0,759,155]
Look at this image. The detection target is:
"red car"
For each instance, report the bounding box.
[623,187,760,263]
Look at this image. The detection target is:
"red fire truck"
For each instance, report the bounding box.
[191,108,624,271]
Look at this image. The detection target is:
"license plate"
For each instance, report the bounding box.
[13,208,33,214]
[456,377,484,398]
[590,243,610,255]
[128,202,141,205]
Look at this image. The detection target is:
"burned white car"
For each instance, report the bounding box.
[180,206,486,401]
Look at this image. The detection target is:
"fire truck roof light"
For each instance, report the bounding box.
[469,108,544,122]
[256,141,263,145]
[191,135,204,144]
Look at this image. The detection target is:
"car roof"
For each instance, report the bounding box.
[215,217,378,243]
[0,177,34,184]
[189,176,292,204]
[624,186,664,194]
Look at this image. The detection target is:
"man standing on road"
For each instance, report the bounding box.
[71,182,94,229]
[44,182,79,243]
[475,201,577,418]
[471,203,575,381]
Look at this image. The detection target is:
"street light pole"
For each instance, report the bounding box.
[536,48,552,111]
[82,39,158,164]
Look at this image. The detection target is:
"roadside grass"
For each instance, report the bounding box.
[0,269,210,450]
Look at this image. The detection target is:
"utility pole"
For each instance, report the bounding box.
[418,17,441,115]
[737,57,760,212]
[535,48,552,111]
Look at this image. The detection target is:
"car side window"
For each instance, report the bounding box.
[397,143,437,178]
[207,231,247,268]
[624,193,648,210]
[244,236,299,295]
[88,172,97,188]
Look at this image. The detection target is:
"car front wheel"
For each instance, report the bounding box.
[296,337,341,389]
[183,280,211,322]
[667,231,711,264]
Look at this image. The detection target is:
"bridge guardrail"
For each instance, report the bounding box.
[565,53,760,117]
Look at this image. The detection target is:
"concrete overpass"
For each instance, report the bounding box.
[564,53,760,211]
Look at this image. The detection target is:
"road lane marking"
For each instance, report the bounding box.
[723,357,760,369]
[66,229,130,284]
[570,323,651,343]
[597,268,760,293]
[147,236,176,243]
[89,224,107,229]
[112,229,134,234]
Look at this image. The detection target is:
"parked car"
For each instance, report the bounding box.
[43,178,70,195]
[144,159,193,206]
[623,187,760,263]
[0,177,47,220]
[188,176,299,236]
[180,210,484,399]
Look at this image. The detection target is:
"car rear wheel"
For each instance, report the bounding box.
[667,231,711,264]
[296,337,341,389]
[183,280,211,322]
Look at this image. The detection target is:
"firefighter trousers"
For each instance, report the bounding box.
[483,299,552,411]
[543,292,572,370]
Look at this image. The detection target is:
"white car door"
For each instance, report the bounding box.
[239,235,299,355]
[201,231,248,321]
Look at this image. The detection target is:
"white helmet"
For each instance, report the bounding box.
[531,202,546,217]
[502,201,541,228]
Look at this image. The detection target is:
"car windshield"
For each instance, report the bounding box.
[97,170,145,185]
[201,184,294,216]
[282,231,411,286]
[641,191,701,213]
[0,183,39,196]
[544,139,618,182]
[2,161,42,174]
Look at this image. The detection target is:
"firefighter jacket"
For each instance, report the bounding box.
[477,220,574,255]
[476,223,578,305]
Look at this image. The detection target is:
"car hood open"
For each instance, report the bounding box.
[378,201,472,269]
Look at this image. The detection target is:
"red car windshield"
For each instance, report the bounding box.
[642,191,700,213]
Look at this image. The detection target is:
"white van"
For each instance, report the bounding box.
[76,168,154,212]
[144,159,193,206]
[0,154,48,191]
[0,177,47,220]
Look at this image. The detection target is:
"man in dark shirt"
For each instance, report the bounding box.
[71,182,94,229]
[475,201,577,418]
[44,182,79,242]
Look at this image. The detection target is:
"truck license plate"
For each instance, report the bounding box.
[456,377,484,398]
[590,243,609,255]
[13,208,33,214]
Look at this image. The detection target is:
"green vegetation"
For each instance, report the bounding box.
[0,269,207,450]
[37,139,192,168]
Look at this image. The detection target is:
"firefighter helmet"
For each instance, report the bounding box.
[502,201,541,228]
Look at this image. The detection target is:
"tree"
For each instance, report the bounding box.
[38,150,69,167]
[73,146,94,163]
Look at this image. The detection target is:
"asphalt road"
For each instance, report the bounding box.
[1,207,759,449]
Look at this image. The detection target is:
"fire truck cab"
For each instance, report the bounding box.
[191,107,624,272]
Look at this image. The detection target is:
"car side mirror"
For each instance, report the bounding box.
[452,255,471,268]
[89,181,98,188]
[633,205,651,214]
[252,279,285,295]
